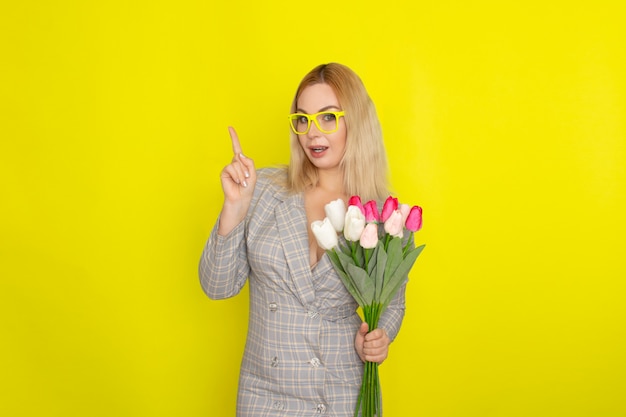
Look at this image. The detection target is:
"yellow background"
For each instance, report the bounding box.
[1,1,625,416]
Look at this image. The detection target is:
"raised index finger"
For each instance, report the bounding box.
[228,126,243,156]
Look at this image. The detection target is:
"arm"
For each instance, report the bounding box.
[198,126,257,299]
[199,217,250,300]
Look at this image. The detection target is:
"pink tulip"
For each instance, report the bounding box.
[348,195,365,215]
[405,205,423,232]
[399,204,411,225]
[359,223,379,249]
[381,196,398,222]
[384,210,404,238]
[363,200,379,223]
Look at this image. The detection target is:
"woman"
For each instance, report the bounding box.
[199,63,406,416]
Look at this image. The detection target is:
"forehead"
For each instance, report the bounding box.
[297,83,340,112]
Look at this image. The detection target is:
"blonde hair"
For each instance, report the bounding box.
[285,63,390,201]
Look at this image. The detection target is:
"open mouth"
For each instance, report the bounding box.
[311,146,328,153]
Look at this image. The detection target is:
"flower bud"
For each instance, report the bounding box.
[381,196,398,222]
[399,204,411,225]
[359,223,379,249]
[311,218,339,250]
[343,205,366,242]
[324,198,346,232]
[405,205,423,232]
[364,200,379,223]
[384,210,404,238]
[348,195,365,215]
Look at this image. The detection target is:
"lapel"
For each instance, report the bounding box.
[272,188,318,308]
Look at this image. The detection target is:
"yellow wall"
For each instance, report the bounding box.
[1,1,624,416]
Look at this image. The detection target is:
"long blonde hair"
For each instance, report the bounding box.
[286,63,390,201]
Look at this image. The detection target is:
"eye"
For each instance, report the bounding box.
[297,115,309,124]
[321,112,337,121]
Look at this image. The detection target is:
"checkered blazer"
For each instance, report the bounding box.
[199,167,407,417]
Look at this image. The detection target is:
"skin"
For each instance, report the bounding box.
[218,83,390,364]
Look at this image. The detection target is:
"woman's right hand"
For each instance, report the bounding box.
[217,126,257,236]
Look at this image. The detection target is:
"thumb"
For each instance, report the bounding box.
[358,322,369,337]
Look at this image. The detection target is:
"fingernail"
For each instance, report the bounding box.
[239,153,246,159]
[242,180,248,187]
[244,171,250,178]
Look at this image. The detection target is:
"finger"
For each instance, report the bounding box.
[222,163,247,187]
[365,352,388,364]
[364,328,387,341]
[228,126,243,156]
[237,153,255,179]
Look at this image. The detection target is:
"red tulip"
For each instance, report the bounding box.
[405,206,423,232]
[363,200,379,223]
[381,196,398,222]
[348,195,365,215]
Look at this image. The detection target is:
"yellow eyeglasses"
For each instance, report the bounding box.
[288,111,345,135]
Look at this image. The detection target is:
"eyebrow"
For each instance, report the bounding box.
[296,105,342,114]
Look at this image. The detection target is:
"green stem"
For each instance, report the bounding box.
[364,247,372,272]
[403,231,414,257]
[351,241,358,264]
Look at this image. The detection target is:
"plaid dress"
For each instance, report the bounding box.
[200,167,406,416]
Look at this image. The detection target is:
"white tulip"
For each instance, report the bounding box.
[343,205,366,242]
[311,218,339,250]
[324,198,346,232]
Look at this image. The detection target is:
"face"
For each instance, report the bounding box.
[295,83,347,171]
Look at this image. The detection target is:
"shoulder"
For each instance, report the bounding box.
[246,167,290,222]
[256,166,287,186]
[251,166,290,202]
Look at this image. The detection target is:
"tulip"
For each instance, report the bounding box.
[311,218,339,250]
[348,195,365,215]
[384,210,404,238]
[363,200,379,223]
[399,204,411,225]
[405,205,423,232]
[381,196,398,222]
[360,223,379,249]
[324,198,346,232]
[344,205,366,242]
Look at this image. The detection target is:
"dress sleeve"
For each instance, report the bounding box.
[198,216,250,300]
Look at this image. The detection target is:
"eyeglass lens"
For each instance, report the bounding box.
[290,112,340,134]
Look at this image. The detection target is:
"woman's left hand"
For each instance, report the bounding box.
[355,322,390,364]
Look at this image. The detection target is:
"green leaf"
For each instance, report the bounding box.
[335,249,370,306]
[383,237,404,284]
[374,241,387,300]
[345,262,375,305]
[329,250,367,307]
[326,249,346,274]
[339,242,352,257]
[380,244,425,308]
[364,246,378,276]
[354,243,365,268]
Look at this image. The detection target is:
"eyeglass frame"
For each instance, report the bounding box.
[287,111,346,135]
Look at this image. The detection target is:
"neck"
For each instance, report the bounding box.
[316,169,344,194]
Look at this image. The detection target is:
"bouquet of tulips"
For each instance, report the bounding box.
[311,195,425,417]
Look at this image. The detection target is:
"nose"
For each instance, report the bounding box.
[306,118,323,138]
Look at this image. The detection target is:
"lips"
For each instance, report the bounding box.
[310,146,329,153]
